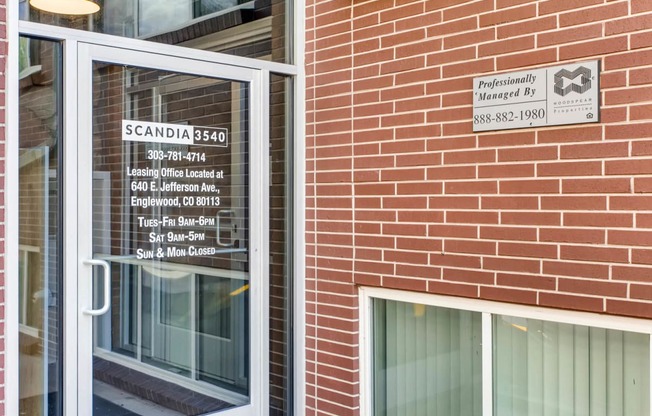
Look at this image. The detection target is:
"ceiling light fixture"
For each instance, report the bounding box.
[29,0,100,15]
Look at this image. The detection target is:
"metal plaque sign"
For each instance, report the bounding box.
[473,60,600,132]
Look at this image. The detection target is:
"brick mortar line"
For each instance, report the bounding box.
[345,26,631,47]
[311,50,652,80]
[311,327,361,335]
[307,337,360,350]
[305,379,360,393]
[311,364,359,376]
[305,382,360,398]
[306,350,360,361]
[312,304,359,312]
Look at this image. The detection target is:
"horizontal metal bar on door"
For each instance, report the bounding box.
[96,253,250,280]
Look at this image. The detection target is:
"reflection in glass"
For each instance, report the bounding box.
[269,73,293,415]
[137,1,192,37]
[373,299,482,416]
[18,36,63,416]
[21,0,290,64]
[493,316,651,415]
[91,62,250,414]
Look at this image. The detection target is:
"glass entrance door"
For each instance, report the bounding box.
[76,43,266,416]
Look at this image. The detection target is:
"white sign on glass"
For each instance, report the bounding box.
[473,60,600,132]
[123,120,228,147]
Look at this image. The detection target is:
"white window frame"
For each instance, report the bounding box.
[359,286,652,416]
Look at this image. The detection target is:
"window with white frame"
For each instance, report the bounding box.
[361,288,652,416]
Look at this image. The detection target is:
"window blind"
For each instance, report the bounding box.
[373,299,483,416]
[494,316,651,416]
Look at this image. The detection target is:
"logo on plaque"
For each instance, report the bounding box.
[553,66,592,97]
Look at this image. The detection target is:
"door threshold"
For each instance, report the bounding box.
[94,356,234,415]
[94,381,182,416]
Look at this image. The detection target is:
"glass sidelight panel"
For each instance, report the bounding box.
[269,73,293,416]
[91,62,251,415]
[18,36,63,416]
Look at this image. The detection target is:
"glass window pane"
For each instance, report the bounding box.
[372,299,483,416]
[137,0,192,37]
[91,62,251,414]
[18,36,63,416]
[21,0,291,64]
[493,315,651,416]
[269,73,293,415]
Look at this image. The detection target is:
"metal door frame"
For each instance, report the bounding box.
[74,40,267,416]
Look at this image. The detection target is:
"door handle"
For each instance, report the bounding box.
[216,209,236,247]
[83,259,111,316]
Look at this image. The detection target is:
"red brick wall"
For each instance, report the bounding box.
[306,0,652,414]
